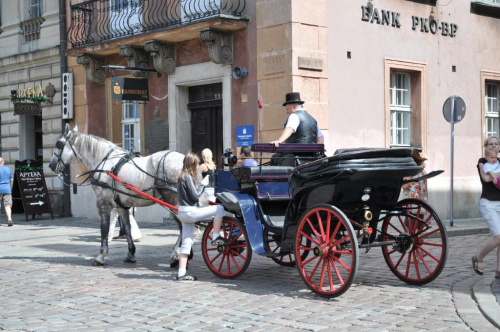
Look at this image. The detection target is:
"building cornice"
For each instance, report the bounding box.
[0,47,60,71]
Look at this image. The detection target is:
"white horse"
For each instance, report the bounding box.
[49,124,184,266]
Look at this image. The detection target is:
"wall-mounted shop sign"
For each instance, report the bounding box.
[14,103,41,116]
[236,125,254,147]
[112,77,149,101]
[298,57,323,71]
[13,84,45,98]
[361,5,458,37]
[263,54,286,75]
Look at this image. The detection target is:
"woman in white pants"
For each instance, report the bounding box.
[108,207,142,242]
[175,152,226,281]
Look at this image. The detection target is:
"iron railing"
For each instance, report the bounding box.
[68,0,247,48]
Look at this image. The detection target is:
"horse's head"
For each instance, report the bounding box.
[49,124,79,174]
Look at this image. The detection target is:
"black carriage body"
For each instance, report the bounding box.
[214,146,447,298]
[280,148,421,252]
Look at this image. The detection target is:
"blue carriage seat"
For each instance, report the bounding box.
[231,166,292,200]
[230,166,293,227]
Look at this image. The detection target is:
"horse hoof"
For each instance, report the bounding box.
[92,260,104,266]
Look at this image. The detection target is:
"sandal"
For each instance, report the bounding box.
[472,256,484,276]
[175,274,197,281]
[7,220,13,227]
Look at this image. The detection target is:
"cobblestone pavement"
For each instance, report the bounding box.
[0,215,499,332]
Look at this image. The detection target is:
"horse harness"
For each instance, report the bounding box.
[57,135,177,209]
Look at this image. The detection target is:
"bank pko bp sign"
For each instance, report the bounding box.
[236,125,254,147]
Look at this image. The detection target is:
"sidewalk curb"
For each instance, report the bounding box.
[472,277,500,329]
[446,227,490,237]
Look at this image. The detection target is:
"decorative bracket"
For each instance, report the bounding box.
[144,41,176,75]
[199,28,233,65]
[77,54,106,84]
[119,46,151,78]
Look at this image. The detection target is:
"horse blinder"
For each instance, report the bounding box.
[55,140,65,150]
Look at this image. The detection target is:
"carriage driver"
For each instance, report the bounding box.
[270,92,324,166]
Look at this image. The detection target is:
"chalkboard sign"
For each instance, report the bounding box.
[14,159,53,221]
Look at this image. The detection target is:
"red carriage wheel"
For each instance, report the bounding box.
[264,228,295,266]
[264,228,311,267]
[201,216,252,279]
[381,199,448,285]
[295,204,359,298]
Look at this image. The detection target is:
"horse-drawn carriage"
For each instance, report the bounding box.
[202,143,447,298]
[50,125,447,298]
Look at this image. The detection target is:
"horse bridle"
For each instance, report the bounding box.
[53,133,78,175]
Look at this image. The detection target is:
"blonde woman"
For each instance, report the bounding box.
[473,136,500,279]
[198,148,216,205]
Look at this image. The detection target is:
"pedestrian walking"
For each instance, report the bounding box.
[0,157,14,227]
[108,207,142,242]
[473,136,500,279]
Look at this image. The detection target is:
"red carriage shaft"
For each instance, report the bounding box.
[107,172,179,212]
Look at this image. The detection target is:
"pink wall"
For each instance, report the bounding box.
[328,0,500,177]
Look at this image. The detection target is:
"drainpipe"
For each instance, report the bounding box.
[59,0,71,217]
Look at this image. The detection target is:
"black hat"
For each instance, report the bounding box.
[283,92,305,106]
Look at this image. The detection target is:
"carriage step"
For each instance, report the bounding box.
[261,252,283,258]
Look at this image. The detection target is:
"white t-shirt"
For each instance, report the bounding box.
[483,160,500,174]
[285,109,323,138]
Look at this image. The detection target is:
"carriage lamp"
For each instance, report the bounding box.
[222,148,237,167]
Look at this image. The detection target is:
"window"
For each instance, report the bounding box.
[481,71,500,139]
[122,101,141,152]
[390,72,412,146]
[385,59,427,150]
[30,0,43,19]
[485,82,500,137]
[22,0,44,42]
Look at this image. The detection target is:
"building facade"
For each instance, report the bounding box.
[326,0,500,220]
[19,0,498,221]
[63,0,258,220]
[0,0,68,216]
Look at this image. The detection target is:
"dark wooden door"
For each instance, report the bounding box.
[189,83,223,168]
[191,105,223,168]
